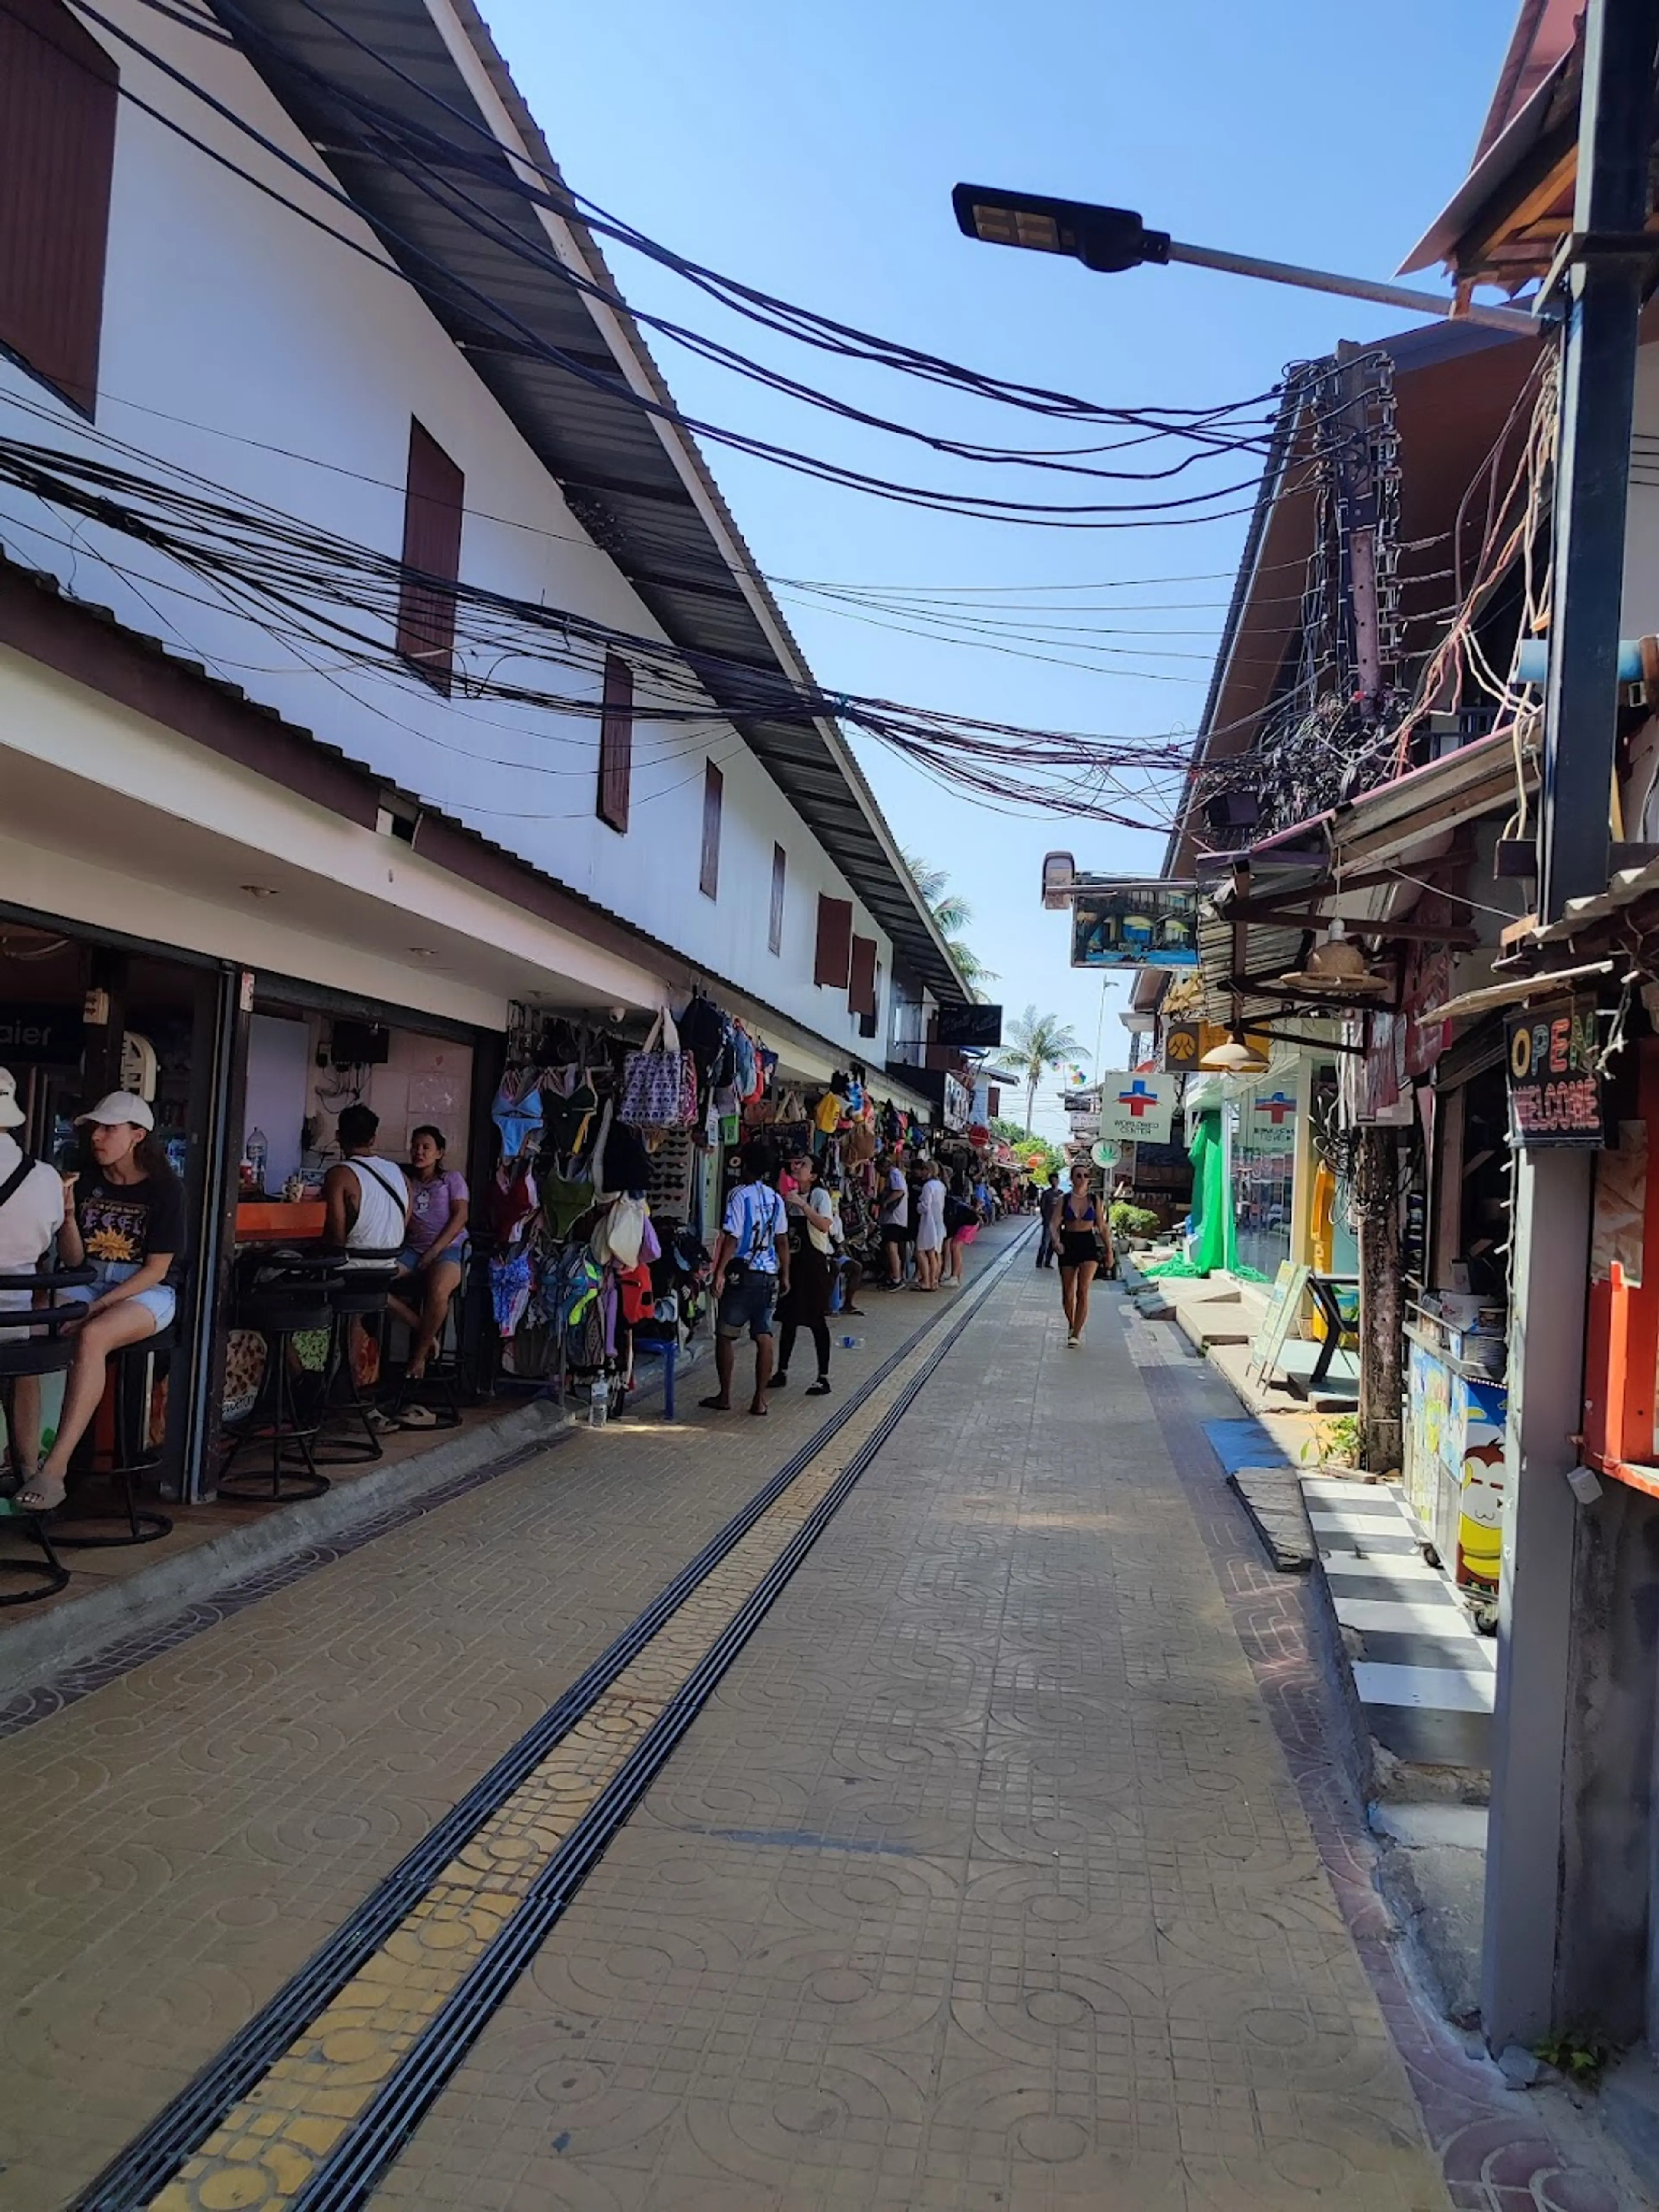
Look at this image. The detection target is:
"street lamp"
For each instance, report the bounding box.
[950,183,1537,335]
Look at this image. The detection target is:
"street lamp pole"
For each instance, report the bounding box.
[950,183,1538,335]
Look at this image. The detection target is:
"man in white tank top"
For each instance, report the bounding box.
[321,1104,409,1260]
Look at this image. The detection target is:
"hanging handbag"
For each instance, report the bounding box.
[620,1007,697,1130]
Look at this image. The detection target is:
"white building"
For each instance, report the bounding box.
[0,0,963,1489]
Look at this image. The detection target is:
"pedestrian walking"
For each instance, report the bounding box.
[913,1157,946,1290]
[945,1168,980,1287]
[774,1151,835,1396]
[1055,1163,1112,1347]
[701,1141,789,1416]
[1036,1169,1062,1267]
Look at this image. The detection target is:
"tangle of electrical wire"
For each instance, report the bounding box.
[0,425,1265,829]
[48,0,1390,531]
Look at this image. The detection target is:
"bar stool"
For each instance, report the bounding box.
[0,1266,95,1605]
[218,1251,343,1503]
[313,1248,402,1464]
[57,1324,176,1549]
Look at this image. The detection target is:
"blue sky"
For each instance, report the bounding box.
[483,0,1516,1134]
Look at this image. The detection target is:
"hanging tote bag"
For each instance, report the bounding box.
[620,1008,696,1130]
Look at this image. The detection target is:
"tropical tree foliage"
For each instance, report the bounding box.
[904,851,997,991]
[1004,1003,1088,1135]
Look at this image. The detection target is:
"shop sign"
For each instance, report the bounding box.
[1097,1071,1176,1145]
[1163,1019,1201,1070]
[0,1002,84,1065]
[942,1071,971,1132]
[1506,999,1603,1149]
[934,1002,1003,1049]
[1071,883,1200,970]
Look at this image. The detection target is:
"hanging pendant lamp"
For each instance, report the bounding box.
[1198,1028,1271,1075]
[1277,918,1390,997]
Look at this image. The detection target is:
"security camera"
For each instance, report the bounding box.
[609,1006,627,1025]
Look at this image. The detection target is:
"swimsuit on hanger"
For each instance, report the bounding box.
[492,1067,544,1163]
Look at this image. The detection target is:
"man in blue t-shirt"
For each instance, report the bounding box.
[701,1141,791,1417]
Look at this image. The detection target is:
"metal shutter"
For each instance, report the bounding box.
[0,0,118,416]
[814,896,852,988]
[699,759,723,898]
[848,934,877,1017]
[396,420,464,694]
[597,653,632,832]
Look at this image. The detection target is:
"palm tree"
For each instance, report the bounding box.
[903,852,998,989]
[1005,1003,1088,1135]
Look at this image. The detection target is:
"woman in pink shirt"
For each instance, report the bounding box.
[390,1125,469,1379]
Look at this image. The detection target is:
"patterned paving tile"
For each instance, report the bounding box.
[0,1249,983,2212]
[372,1267,1452,2211]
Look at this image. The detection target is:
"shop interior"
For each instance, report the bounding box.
[240,1001,475,1202]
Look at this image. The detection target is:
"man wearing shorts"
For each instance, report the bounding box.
[701,1142,790,1417]
[878,1147,910,1286]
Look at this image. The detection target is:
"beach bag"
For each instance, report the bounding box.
[592,1191,648,1270]
[620,1008,697,1130]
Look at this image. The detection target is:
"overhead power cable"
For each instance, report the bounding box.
[0,424,1267,827]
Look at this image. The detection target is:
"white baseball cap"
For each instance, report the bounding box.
[0,1068,22,1130]
[76,1091,155,1131]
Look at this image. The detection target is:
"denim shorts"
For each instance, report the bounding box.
[398,1239,469,1276]
[717,1269,778,1341]
[63,1261,175,1332]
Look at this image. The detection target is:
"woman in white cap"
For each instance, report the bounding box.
[17,1091,184,1513]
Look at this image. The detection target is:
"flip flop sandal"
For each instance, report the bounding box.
[397,1404,439,1429]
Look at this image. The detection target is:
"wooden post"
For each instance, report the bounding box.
[1358,1126,1404,1471]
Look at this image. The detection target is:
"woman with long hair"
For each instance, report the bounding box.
[19,1093,184,1510]
[389,1124,469,1380]
[1056,1162,1111,1349]
[773,1150,835,1396]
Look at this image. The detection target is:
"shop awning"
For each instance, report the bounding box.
[1430,960,1614,1022]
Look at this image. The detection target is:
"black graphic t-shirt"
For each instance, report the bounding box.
[77,1172,187,1283]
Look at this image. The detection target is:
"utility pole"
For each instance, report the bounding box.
[1483,0,1659,2056]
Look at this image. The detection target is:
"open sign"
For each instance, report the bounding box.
[1506,1000,1603,1149]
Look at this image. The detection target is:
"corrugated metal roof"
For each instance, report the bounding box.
[212,0,966,1000]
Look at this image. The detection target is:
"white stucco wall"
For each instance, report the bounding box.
[0,0,899,1054]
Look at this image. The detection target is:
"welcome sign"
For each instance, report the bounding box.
[1506,1000,1603,1149]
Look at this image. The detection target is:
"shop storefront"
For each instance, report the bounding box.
[0,908,232,1500]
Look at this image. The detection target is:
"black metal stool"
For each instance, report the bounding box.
[386,1247,476,1431]
[56,1324,176,1549]
[313,1248,402,1464]
[0,1266,95,1605]
[218,1251,343,1502]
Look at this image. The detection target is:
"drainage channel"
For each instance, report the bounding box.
[74,1224,1033,2212]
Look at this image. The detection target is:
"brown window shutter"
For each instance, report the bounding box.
[768,843,786,955]
[814,896,853,989]
[396,420,464,694]
[699,759,723,898]
[858,959,882,1040]
[988,1086,1001,1120]
[596,653,632,833]
[0,0,118,416]
[848,935,877,1017]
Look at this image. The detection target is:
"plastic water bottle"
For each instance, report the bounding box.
[588,1375,610,1428]
[839,1334,863,1351]
[245,1126,268,1194]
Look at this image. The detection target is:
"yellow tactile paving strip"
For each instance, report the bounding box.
[146,1268,999,2210]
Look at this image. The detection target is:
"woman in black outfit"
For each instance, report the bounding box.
[1056,1163,1111,1349]
[774,1151,834,1396]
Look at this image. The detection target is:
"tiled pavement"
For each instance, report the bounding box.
[0,1243,1014,2212]
[367,1275,1452,2210]
[0,1235,1637,2209]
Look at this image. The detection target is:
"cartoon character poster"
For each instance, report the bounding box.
[1453,1376,1506,1590]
